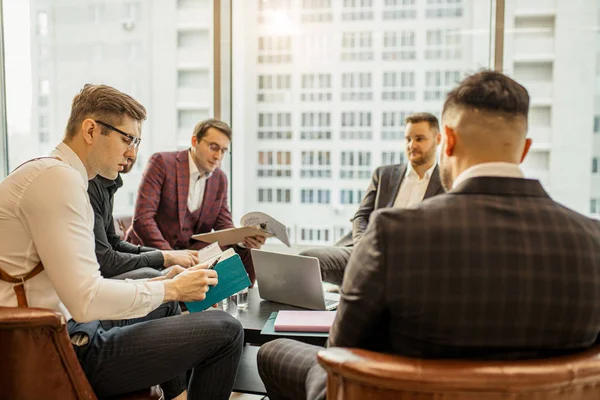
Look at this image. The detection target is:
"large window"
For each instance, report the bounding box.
[3,0,598,252]
[2,0,215,217]
[231,0,492,248]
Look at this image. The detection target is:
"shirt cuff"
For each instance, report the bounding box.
[144,250,165,270]
[145,280,166,309]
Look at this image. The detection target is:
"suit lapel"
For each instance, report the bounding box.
[176,150,191,228]
[424,164,444,199]
[386,164,407,207]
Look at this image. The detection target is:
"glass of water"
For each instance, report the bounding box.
[236,287,249,310]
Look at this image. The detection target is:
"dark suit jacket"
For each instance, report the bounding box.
[127,150,235,250]
[329,177,600,360]
[337,163,444,246]
[88,175,163,278]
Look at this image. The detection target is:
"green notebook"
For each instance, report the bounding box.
[261,312,329,337]
[185,254,251,312]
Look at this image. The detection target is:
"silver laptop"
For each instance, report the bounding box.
[251,249,340,311]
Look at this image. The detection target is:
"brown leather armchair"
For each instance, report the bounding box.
[0,306,163,400]
[318,347,600,399]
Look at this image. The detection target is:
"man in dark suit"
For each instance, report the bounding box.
[257,70,600,400]
[126,119,265,284]
[88,149,200,280]
[301,112,445,285]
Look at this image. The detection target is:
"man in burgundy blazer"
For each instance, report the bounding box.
[126,119,264,284]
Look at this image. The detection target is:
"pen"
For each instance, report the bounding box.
[207,256,221,270]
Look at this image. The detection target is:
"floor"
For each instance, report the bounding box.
[230,393,265,399]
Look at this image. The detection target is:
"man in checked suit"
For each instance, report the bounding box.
[126,119,265,284]
[301,112,445,285]
[257,70,600,400]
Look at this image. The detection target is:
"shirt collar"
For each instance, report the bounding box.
[452,162,524,189]
[188,150,212,180]
[405,162,437,181]
[97,174,123,197]
[51,142,90,189]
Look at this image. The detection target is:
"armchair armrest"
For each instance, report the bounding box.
[0,306,66,329]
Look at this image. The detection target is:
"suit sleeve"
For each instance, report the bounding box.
[351,167,381,244]
[329,210,387,348]
[88,179,164,277]
[132,153,173,250]
[213,175,235,231]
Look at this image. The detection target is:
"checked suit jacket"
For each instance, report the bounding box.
[127,150,235,251]
[329,177,600,361]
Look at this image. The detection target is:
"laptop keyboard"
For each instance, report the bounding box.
[325,299,338,308]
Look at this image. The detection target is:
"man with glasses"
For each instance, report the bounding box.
[87,125,201,280]
[127,118,265,284]
[0,84,243,399]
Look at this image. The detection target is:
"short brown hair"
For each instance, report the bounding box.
[193,118,232,141]
[65,84,147,139]
[442,70,529,117]
[405,112,440,132]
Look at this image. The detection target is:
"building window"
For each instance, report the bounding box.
[341,72,372,101]
[258,0,292,24]
[340,189,365,205]
[594,115,600,133]
[258,188,291,204]
[591,198,599,215]
[258,112,292,139]
[299,227,331,244]
[340,111,372,139]
[424,70,461,101]
[301,151,331,178]
[425,29,461,60]
[335,226,350,242]
[301,73,332,101]
[382,31,416,61]
[382,0,417,20]
[341,32,373,61]
[38,131,49,143]
[257,74,292,102]
[301,189,331,204]
[257,151,292,177]
[341,151,372,179]
[382,151,405,165]
[425,0,463,18]
[37,11,49,36]
[301,0,333,22]
[381,110,414,140]
[342,0,374,21]
[301,112,331,139]
[382,71,416,100]
[258,36,292,64]
[593,157,599,174]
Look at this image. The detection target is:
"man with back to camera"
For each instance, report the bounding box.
[88,144,202,280]
[301,112,445,285]
[256,70,600,400]
[0,84,243,400]
[126,118,265,284]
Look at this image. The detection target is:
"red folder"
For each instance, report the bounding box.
[273,310,337,333]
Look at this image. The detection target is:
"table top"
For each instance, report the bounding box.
[221,288,328,346]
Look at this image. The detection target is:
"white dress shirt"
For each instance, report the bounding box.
[187,151,211,212]
[0,143,164,322]
[393,163,437,209]
[452,162,524,189]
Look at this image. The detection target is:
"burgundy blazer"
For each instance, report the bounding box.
[127,150,235,250]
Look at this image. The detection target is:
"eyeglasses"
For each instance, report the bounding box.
[201,139,229,155]
[94,120,141,150]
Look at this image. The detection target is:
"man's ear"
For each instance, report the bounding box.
[443,125,456,156]
[191,135,198,147]
[81,119,95,145]
[520,138,532,163]
[435,131,442,145]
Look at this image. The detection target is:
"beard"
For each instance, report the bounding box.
[409,145,437,167]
